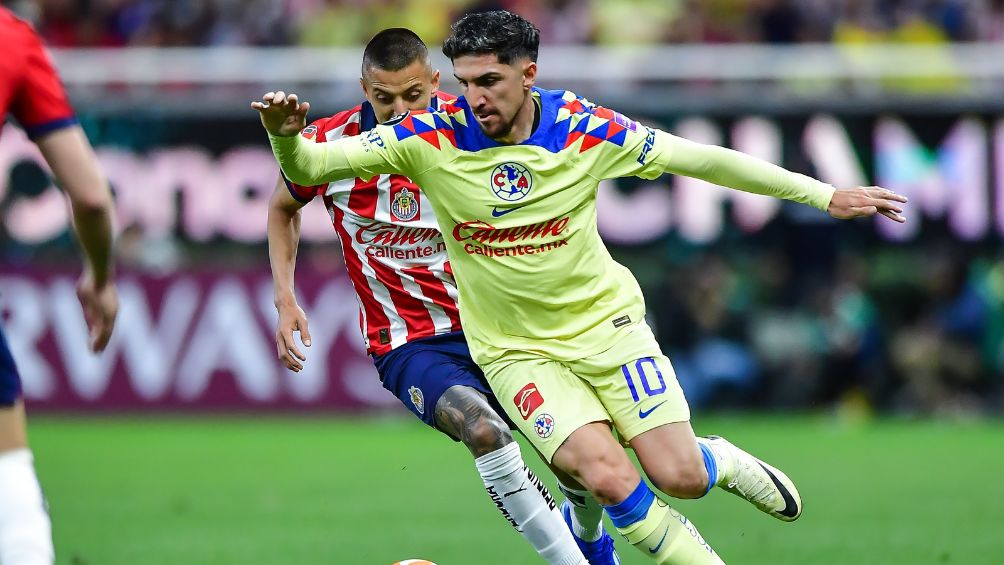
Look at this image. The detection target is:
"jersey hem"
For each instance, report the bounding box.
[369,329,465,358]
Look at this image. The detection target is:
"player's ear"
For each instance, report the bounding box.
[430,69,441,91]
[359,77,369,97]
[522,61,537,90]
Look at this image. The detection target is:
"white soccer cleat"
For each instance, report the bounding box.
[701,435,802,522]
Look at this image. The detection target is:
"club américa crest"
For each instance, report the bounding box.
[490,162,533,202]
[390,186,420,222]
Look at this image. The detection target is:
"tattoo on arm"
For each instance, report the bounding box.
[435,386,512,457]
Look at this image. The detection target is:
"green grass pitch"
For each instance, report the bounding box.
[28,414,1004,564]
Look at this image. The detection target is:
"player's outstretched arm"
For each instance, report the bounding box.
[34,126,118,352]
[267,177,311,372]
[660,132,907,222]
[252,91,357,187]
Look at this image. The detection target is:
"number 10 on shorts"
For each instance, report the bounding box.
[621,357,667,402]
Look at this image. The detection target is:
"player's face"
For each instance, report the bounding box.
[453,54,536,139]
[361,60,440,123]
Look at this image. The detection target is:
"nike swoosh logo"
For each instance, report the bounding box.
[639,400,668,419]
[491,206,523,217]
[649,526,669,553]
[758,462,800,518]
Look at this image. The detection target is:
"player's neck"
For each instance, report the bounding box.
[493,92,539,145]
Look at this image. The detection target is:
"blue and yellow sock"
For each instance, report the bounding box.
[604,480,723,564]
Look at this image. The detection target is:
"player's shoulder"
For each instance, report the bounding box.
[303,104,366,142]
[546,87,642,136]
[0,7,41,49]
[380,95,462,140]
[540,88,608,127]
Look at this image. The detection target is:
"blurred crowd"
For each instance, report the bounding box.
[2,0,1004,48]
[645,233,1004,417]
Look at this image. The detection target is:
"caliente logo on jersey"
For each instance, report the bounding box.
[390,186,420,222]
[490,162,533,202]
[513,382,545,420]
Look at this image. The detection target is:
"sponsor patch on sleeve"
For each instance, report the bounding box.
[611,111,639,132]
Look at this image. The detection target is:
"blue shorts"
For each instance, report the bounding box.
[373,332,513,438]
[0,327,22,407]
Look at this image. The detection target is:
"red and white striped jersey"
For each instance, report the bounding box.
[285,93,462,355]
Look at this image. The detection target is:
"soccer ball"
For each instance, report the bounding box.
[392,560,437,565]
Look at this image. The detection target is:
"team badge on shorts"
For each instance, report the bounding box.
[534,413,555,439]
[490,162,533,202]
[390,186,420,222]
[408,386,425,414]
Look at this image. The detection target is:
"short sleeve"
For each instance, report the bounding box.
[9,26,76,139]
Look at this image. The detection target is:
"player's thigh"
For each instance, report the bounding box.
[580,351,691,444]
[483,357,608,463]
[0,328,27,451]
[0,400,28,451]
[375,346,501,440]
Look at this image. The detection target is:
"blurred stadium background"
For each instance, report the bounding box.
[2,0,1004,563]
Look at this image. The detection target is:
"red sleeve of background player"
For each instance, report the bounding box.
[282,108,360,203]
[8,16,77,139]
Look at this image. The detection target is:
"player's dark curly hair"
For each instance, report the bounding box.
[442,10,540,64]
[362,28,429,76]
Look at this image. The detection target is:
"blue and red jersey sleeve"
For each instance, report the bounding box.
[1,9,76,138]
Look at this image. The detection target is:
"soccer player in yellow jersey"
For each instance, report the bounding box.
[254,11,907,564]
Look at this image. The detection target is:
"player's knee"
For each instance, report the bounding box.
[649,461,709,499]
[462,415,513,457]
[564,451,637,505]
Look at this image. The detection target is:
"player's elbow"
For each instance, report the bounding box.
[280,168,318,189]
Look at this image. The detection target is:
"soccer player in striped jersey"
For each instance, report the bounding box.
[266,29,613,565]
[257,13,907,564]
[0,7,118,565]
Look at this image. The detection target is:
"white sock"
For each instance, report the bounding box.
[0,448,54,565]
[475,443,586,565]
[557,480,604,542]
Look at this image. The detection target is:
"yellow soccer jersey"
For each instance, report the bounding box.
[271,88,834,364]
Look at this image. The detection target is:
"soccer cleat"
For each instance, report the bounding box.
[702,435,802,522]
[561,500,621,565]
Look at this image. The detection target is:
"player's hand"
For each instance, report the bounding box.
[76,269,118,353]
[275,300,312,372]
[252,91,310,137]
[827,186,908,223]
